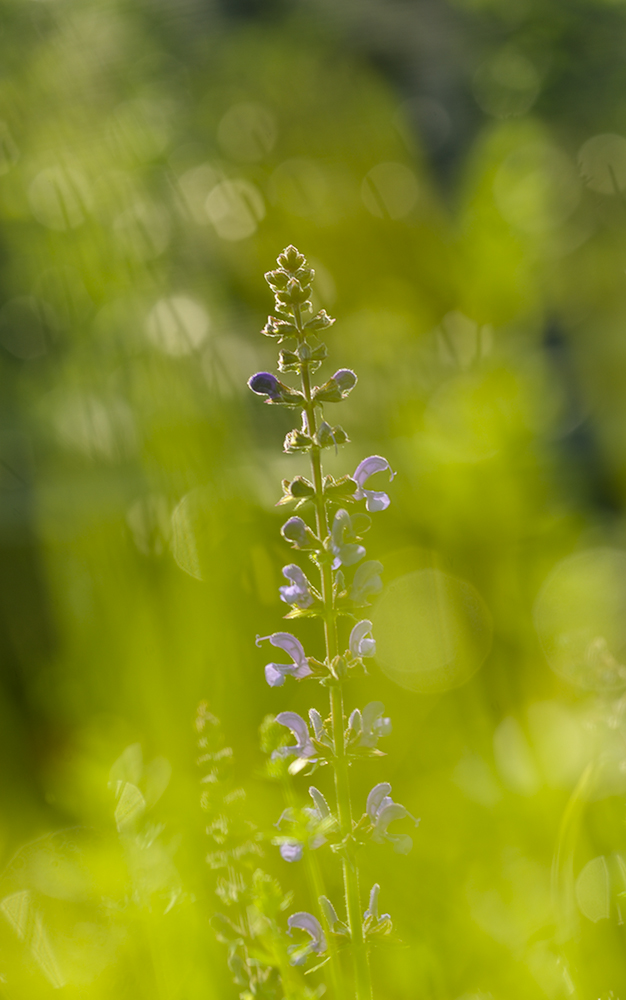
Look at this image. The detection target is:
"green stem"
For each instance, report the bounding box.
[294,305,373,1000]
[281,776,345,999]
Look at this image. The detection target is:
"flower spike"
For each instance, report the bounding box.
[245,247,401,999]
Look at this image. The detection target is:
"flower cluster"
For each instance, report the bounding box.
[247,247,417,1000]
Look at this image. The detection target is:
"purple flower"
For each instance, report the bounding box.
[272,712,317,760]
[281,516,317,550]
[287,912,327,965]
[248,371,283,400]
[348,701,392,748]
[247,372,303,406]
[349,560,383,604]
[330,509,366,569]
[366,782,419,854]
[279,841,304,863]
[279,564,314,608]
[333,369,357,394]
[353,455,395,512]
[256,632,313,687]
[349,619,376,658]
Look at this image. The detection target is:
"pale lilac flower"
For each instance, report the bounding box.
[349,560,383,604]
[348,701,391,748]
[281,516,314,550]
[349,619,376,658]
[352,455,395,512]
[256,632,313,687]
[287,912,327,965]
[279,564,314,608]
[280,841,304,863]
[366,781,419,854]
[330,509,366,569]
[273,712,317,760]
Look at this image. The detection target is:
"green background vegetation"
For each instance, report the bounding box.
[2,0,626,997]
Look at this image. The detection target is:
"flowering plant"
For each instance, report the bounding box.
[247,246,417,1000]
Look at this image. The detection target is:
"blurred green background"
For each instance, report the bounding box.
[3,0,626,997]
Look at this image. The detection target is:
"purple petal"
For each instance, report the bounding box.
[248,372,280,398]
[349,620,375,657]
[281,516,309,548]
[353,455,393,489]
[287,912,326,952]
[267,632,307,667]
[362,701,386,736]
[332,369,357,393]
[265,663,286,687]
[280,841,304,862]
[276,711,309,744]
[282,564,310,587]
[372,802,416,841]
[363,489,390,513]
[366,782,392,821]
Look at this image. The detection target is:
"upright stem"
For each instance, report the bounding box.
[295,308,373,1000]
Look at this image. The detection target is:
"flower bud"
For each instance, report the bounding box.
[313,369,358,403]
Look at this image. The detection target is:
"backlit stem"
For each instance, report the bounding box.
[294,305,373,1000]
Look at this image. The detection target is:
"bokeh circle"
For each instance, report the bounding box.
[372,569,493,693]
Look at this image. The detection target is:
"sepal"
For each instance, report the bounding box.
[315,422,350,450]
[277,245,307,272]
[261,315,298,341]
[283,428,313,453]
[276,476,316,507]
[305,310,335,332]
[322,474,358,504]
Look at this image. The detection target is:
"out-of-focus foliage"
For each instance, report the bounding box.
[2,0,626,996]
